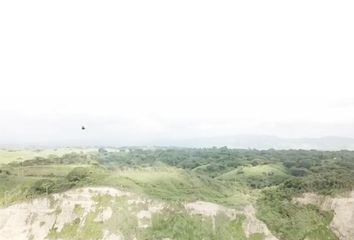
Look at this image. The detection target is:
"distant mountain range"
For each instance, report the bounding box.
[162,135,354,150]
[3,135,354,151]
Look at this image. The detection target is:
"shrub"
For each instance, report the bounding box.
[289,167,308,176]
[29,179,56,195]
[66,167,90,182]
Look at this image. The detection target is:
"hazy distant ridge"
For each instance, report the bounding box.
[166,135,354,150]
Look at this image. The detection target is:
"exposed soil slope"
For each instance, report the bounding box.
[294,191,354,240]
[0,187,277,240]
[186,201,278,240]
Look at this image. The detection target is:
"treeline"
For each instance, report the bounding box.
[97,147,354,193]
[27,166,105,196]
[7,152,94,167]
[4,147,354,194]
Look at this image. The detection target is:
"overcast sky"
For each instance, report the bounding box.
[1,1,354,146]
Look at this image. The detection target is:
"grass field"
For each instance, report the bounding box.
[1,148,349,240]
[219,164,287,179]
[218,164,289,188]
[0,148,97,164]
[12,164,92,177]
[100,166,251,206]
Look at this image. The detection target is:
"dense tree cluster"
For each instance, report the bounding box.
[96,148,354,193]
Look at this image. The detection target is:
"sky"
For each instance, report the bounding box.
[1,0,354,146]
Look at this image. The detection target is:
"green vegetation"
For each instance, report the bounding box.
[0,148,96,164]
[218,164,288,188]
[144,208,248,240]
[257,188,337,240]
[100,167,247,206]
[1,147,354,239]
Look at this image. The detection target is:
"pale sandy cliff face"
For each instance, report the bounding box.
[0,187,278,240]
[185,201,278,240]
[293,191,354,240]
[0,187,129,240]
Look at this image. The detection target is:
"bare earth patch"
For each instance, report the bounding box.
[185,201,278,240]
[136,201,164,228]
[0,186,280,240]
[293,191,354,240]
[0,187,128,240]
[94,207,113,223]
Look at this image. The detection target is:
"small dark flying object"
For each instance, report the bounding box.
[81,126,85,130]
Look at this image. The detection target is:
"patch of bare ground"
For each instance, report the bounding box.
[0,187,129,240]
[293,191,354,240]
[185,201,278,240]
[0,186,280,240]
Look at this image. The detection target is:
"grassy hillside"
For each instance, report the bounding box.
[1,147,354,239]
[0,148,97,164]
[218,164,288,188]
